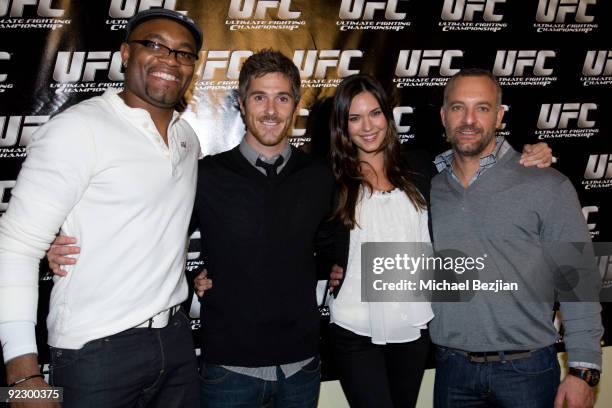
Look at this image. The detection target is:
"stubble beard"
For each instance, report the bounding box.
[449,125,496,158]
[145,82,183,108]
[250,114,291,147]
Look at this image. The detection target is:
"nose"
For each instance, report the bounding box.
[463,107,476,125]
[264,98,276,115]
[362,116,373,131]
[157,50,180,66]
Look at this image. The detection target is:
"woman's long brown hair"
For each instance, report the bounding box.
[330,73,426,229]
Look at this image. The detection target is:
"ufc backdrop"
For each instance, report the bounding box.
[0,0,611,384]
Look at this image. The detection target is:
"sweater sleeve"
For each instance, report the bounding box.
[0,113,97,360]
[541,178,602,368]
[314,169,349,283]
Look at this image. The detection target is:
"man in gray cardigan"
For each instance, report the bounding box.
[429,68,602,408]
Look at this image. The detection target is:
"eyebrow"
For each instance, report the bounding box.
[448,101,493,107]
[248,90,294,98]
[349,107,381,116]
[143,33,195,52]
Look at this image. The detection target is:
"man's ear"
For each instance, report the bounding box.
[120,43,130,68]
[496,104,505,129]
[291,99,300,121]
[238,98,245,116]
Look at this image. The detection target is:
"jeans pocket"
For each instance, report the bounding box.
[49,346,80,371]
[510,348,557,376]
[199,363,231,384]
[435,346,455,364]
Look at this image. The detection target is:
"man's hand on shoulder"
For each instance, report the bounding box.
[554,374,595,408]
[520,142,554,168]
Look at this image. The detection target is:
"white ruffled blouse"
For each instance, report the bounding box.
[330,188,434,344]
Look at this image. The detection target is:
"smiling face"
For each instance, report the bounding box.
[239,72,297,157]
[120,18,196,111]
[347,91,388,160]
[441,75,504,158]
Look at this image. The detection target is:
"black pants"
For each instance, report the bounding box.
[329,323,430,408]
[49,310,199,408]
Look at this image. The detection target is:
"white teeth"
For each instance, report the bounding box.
[151,72,178,82]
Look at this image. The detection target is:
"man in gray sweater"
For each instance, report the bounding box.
[429,68,602,408]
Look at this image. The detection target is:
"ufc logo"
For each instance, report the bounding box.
[188,293,201,319]
[198,50,253,80]
[108,0,184,18]
[441,0,505,22]
[493,50,555,76]
[581,206,598,232]
[0,51,9,82]
[293,50,363,79]
[499,104,509,130]
[290,109,309,137]
[584,154,612,180]
[395,50,463,77]
[537,103,597,129]
[599,255,612,280]
[53,51,124,83]
[582,51,612,76]
[536,0,596,23]
[0,180,16,212]
[228,0,300,19]
[187,229,201,260]
[393,106,413,133]
[339,0,405,20]
[0,0,64,17]
[0,115,49,147]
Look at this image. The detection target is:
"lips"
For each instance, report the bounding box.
[259,114,281,128]
[457,126,480,134]
[455,126,483,138]
[149,70,180,83]
[360,132,379,143]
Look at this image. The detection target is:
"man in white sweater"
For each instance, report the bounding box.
[0,9,202,408]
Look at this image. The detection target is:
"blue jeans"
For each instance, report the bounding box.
[49,310,199,408]
[434,345,560,408]
[199,357,321,408]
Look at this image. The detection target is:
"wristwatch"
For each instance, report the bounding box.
[569,367,600,387]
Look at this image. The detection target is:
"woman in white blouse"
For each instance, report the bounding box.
[328,73,434,408]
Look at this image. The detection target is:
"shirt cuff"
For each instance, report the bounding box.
[0,321,38,363]
[569,361,601,371]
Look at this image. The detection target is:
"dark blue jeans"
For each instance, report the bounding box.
[199,357,321,408]
[49,310,199,408]
[434,345,560,408]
